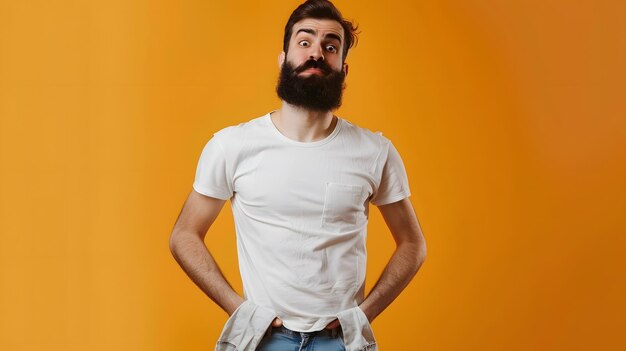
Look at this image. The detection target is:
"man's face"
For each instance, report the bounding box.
[276,18,349,112]
[282,18,346,75]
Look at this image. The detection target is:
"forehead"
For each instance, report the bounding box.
[291,18,344,42]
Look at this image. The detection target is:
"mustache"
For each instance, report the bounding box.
[294,59,333,75]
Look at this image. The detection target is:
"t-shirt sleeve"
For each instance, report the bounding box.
[192,134,234,200]
[370,139,411,206]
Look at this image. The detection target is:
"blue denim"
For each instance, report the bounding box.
[256,325,346,351]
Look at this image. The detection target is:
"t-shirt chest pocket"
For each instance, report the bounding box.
[321,182,367,231]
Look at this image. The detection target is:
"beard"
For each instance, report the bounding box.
[276,58,346,112]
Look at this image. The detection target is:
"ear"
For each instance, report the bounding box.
[342,62,349,77]
[278,52,285,69]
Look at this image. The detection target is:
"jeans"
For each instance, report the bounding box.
[256,325,346,351]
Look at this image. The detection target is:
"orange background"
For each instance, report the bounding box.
[1,1,624,350]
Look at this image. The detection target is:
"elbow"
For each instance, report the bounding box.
[169,230,184,258]
[417,237,427,263]
[398,240,426,273]
[410,240,427,271]
[169,229,203,257]
[419,243,427,265]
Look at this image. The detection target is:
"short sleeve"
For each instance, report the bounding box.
[370,140,411,206]
[192,135,234,200]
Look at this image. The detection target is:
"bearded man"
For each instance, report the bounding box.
[169,1,427,350]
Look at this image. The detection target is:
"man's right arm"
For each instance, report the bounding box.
[168,189,244,316]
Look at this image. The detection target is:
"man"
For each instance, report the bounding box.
[169,1,427,350]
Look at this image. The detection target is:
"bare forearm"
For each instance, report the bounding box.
[359,241,426,322]
[169,231,244,316]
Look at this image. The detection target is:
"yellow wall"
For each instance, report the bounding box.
[1,0,624,350]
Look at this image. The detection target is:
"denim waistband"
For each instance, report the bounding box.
[271,324,342,338]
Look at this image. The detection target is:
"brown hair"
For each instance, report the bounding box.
[283,0,360,63]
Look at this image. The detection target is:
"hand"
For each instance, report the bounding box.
[271,317,283,327]
[325,318,340,330]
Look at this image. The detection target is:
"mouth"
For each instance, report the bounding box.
[300,67,325,75]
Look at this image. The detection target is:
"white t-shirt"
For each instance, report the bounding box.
[193,110,411,332]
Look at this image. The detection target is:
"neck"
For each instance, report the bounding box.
[270,102,337,143]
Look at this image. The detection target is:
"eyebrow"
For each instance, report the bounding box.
[295,28,342,44]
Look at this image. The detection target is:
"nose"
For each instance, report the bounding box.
[308,43,324,62]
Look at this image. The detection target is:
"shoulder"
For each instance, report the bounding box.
[211,113,268,146]
[339,117,392,151]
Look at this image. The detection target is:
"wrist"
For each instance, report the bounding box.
[227,296,245,316]
[358,303,375,323]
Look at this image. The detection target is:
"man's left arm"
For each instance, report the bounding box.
[358,197,427,323]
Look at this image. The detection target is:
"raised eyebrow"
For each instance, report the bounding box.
[295,28,342,44]
[325,33,342,44]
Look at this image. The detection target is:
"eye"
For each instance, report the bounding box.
[325,44,338,53]
[298,40,310,47]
